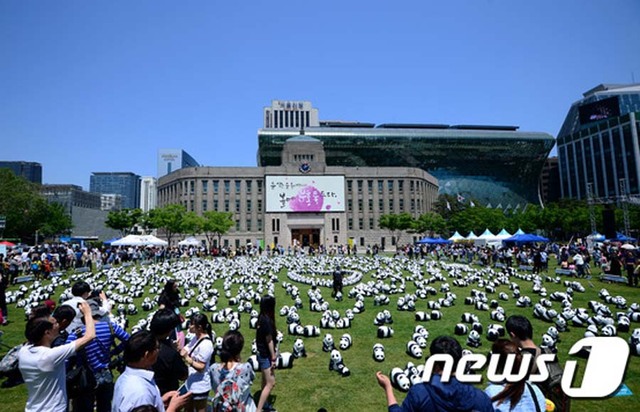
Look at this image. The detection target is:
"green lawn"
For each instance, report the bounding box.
[1,256,639,412]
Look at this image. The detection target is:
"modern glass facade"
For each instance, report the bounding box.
[157,149,200,178]
[258,126,555,207]
[0,161,42,184]
[90,172,141,209]
[557,84,640,200]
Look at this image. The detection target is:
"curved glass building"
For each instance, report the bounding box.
[258,125,555,207]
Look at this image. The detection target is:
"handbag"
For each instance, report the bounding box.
[66,349,96,398]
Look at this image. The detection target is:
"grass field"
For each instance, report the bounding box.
[1,255,639,412]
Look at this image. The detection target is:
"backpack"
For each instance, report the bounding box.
[538,347,571,412]
[0,343,23,374]
[211,364,246,412]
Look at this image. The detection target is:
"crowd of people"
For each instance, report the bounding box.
[12,279,278,412]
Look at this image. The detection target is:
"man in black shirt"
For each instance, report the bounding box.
[150,309,188,395]
[332,266,343,298]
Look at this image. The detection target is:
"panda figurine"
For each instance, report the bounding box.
[629,328,640,356]
[339,334,353,350]
[373,343,385,362]
[467,330,481,348]
[322,333,335,352]
[329,349,350,377]
[406,340,423,359]
[276,352,294,369]
[292,338,307,358]
[390,367,411,392]
[377,326,394,338]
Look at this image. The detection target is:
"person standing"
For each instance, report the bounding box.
[484,339,546,412]
[150,309,188,396]
[332,266,343,298]
[209,330,256,412]
[112,331,191,412]
[61,281,92,333]
[624,250,637,287]
[506,315,541,375]
[256,296,277,412]
[18,301,96,412]
[376,336,493,412]
[180,314,214,412]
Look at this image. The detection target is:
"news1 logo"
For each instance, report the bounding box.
[422,337,630,398]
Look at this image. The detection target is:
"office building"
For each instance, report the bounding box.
[90,172,141,209]
[540,157,561,205]
[158,133,438,250]
[263,100,319,129]
[557,83,640,200]
[0,161,42,184]
[259,122,555,208]
[140,176,157,212]
[100,194,123,211]
[157,149,199,178]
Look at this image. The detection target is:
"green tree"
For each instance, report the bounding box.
[0,169,51,242]
[181,211,203,235]
[201,210,234,248]
[379,213,413,246]
[413,212,447,237]
[105,208,142,237]
[148,204,187,247]
[39,202,73,238]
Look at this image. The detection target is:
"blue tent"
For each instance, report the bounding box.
[416,237,452,245]
[502,233,549,245]
[610,232,637,242]
[104,237,122,245]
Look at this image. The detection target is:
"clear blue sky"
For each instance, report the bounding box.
[2,1,639,190]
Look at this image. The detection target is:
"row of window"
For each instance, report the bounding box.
[172,179,265,196]
[346,179,432,194]
[347,198,423,212]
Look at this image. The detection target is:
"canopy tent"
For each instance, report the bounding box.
[0,240,16,247]
[502,233,549,245]
[495,229,512,239]
[139,235,168,246]
[103,237,121,245]
[448,231,465,242]
[111,235,145,246]
[478,229,496,239]
[610,232,637,242]
[465,231,478,240]
[416,237,452,245]
[587,232,606,242]
[178,236,201,246]
[514,228,526,235]
[474,229,502,247]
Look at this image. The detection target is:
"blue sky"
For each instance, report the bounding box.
[2,1,639,189]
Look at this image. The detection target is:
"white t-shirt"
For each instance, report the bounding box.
[19,342,77,412]
[185,337,214,394]
[61,296,86,333]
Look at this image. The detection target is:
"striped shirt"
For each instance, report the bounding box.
[66,320,130,372]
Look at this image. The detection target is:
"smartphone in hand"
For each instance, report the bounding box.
[178,383,189,396]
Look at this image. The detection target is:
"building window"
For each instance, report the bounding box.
[257,199,262,211]
[389,199,393,211]
[202,200,207,211]
[411,199,415,212]
[202,180,208,193]
[257,219,263,231]
[348,218,353,230]
[369,218,374,229]
[235,219,240,231]
[214,199,218,210]
[399,199,404,209]
[190,200,194,211]
[235,180,241,193]
[398,180,404,193]
[357,180,363,193]
[224,200,229,212]
[190,181,194,193]
[332,218,340,231]
[360,237,365,246]
[388,180,393,192]
[224,180,230,193]
[379,199,383,211]
[347,180,352,193]
[367,180,373,192]
[247,199,252,212]
[347,199,352,211]
[245,180,252,193]
[358,218,363,229]
[410,180,415,191]
[247,220,252,231]
[257,180,263,193]
[391,236,396,246]
[368,198,373,212]
[235,199,240,212]
[378,180,383,193]
[358,199,363,211]
[334,235,338,243]
[213,180,219,193]
[272,218,280,232]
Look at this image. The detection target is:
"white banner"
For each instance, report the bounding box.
[266,176,345,212]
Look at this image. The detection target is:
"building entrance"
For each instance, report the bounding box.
[291,228,320,248]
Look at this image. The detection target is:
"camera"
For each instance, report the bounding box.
[109,355,125,373]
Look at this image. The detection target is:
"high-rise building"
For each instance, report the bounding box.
[157,149,199,178]
[100,194,123,211]
[0,161,42,184]
[90,172,141,209]
[263,100,319,129]
[140,176,157,212]
[557,83,640,200]
[539,157,561,205]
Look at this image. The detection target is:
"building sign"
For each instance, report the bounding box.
[266,176,345,212]
[578,96,620,125]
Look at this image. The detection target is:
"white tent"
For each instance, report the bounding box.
[178,236,201,246]
[139,235,168,246]
[495,229,512,239]
[474,229,502,247]
[478,229,496,239]
[514,228,525,235]
[111,234,145,246]
[466,231,478,240]
[449,231,465,242]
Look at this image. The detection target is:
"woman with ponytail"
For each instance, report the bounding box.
[256,295,277,412]
[180,313,214,412]
[209,330,256,411]
[484,339,546,412]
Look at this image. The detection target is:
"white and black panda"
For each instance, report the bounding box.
[454,323,469,336]
[377,326,394,338]
[292,338,307,358]
[601,324,617,337]
[390,367,411,392]
[415,311,430,321]
[303,325,320,337]
[276,352,294,369]
[629,328,640,356]
[339,333,353,350]
[374,312,387,326]
[467,330,481,348]
[373,343,385,362]
[430,310,443,320]
[247,354,260,372]
[329,349,350,377]
[323,333,335,352]
[406,340,423,359]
